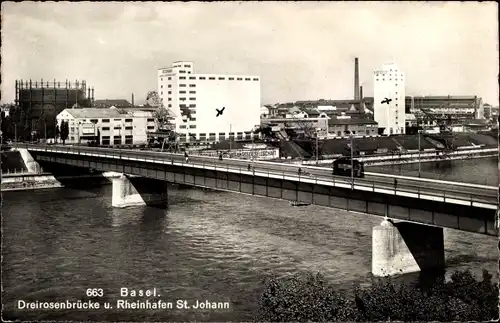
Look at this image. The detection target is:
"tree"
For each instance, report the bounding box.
[258,269,498,322]
[153,106,172,131]
[60,121,69,144]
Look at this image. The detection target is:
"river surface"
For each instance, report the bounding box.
[2,157,498,321]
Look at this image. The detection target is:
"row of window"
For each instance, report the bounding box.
[98,118,134,123]
[161,76,259,82]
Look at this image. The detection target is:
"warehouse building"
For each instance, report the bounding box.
[56,108,156,146]
[157,61,261,142]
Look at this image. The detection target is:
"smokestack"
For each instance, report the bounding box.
[354,57,360,100]
[132,93,135,107]
[360,86,363,101]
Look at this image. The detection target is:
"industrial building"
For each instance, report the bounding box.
[373,63,406,135]
[157,61,261,142]
[56,108,156,146]
[15,79,94,118]
[405,95,484,124]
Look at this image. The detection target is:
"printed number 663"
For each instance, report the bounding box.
[86,288,104,297]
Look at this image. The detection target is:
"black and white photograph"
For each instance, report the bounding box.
[1,1,499,321]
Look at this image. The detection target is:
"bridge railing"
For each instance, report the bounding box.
[21,143,498,208]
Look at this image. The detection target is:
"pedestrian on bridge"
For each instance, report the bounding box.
[298,167,302,176]
[184,151,189,163]
[247,164,251,171]
[394,178,398,190]
[219,152,223,161]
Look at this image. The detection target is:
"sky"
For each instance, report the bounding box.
[1,1,498,106]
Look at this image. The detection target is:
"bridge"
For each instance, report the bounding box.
[11,143,499,277]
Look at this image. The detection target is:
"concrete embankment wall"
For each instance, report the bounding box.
[1,151,27,172]
[1,172,123,192]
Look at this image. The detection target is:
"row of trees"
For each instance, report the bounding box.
[258,270,498,322]
[0,103,58,142]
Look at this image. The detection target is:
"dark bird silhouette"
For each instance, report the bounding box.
[381,98,392,104]
[216,107,225,117]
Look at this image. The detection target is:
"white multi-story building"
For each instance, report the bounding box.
[157,61,261,142]
[56,108,157,145]
[373,63,406,135]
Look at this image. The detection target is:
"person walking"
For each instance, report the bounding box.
[184,151,189,163]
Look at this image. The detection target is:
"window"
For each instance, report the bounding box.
[114,126,121,130]
[189,84,196,87]
[125,126,133,130]
[125,135,133,144]
[189,76,196,80]
[189,125,196,128]
[125,119,132,122]
[189,91,196,94]
[70,127,75,132]
[180,76,186,80]
[180,125,186,129]
[102,119,110,123]
[89,119,98,123]
[189,104,196,107]
[147,126,155,130]
[229,77,234,80]
[113,136,121,145]
[168,98,172,101]
[191,118,196,122]
[161,91,163,95]
[245,78,251,81]
[102,127,110,130]
[114,119,121,121]
[70,136,74,141]
[218,77,225,80]
[147,118,154,122]
[168,91,171,94]
[168,77,171,80]
[184,64,191,68]
[179,70,186,73]
[168,104,172,107]
[168,84,171,88]
[189,97,195,100]
[161,78,163,81]
[180,97,186,101]
[199,77,206,80]
[237,77,242,80]
[102,136,110,139]
[161,85,163,88]
[180,91,186,94]
[209,77,215,80]
[179,84,186,87]
[253,78,259,81]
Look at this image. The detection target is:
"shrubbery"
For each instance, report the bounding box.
[258,270,498,321]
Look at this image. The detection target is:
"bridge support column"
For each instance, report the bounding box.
[372,219,444,277]
[112,175,168,208]
[17,148,42,173]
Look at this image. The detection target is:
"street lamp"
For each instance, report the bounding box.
[350,133,354,190]
[418,129,422,177]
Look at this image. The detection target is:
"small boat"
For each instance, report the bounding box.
[290,201,310,207]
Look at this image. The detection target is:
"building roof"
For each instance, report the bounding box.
[328,118,378,126]
[63,108,123,118]
[93,99,131,107]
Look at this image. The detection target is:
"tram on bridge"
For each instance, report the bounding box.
[332,157,365,178]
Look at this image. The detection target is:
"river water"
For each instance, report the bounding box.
[2,157,498,321]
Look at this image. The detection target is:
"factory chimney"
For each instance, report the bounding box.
[359,86,363,101]
[131,93,135,107]
[354,57,360,100]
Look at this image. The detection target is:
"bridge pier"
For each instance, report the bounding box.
[112,175,168,208]
[17,148,42,173]
[372,219,445,277]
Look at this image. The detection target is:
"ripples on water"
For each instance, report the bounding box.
[368,156,499,186]
[2,184,498,321]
